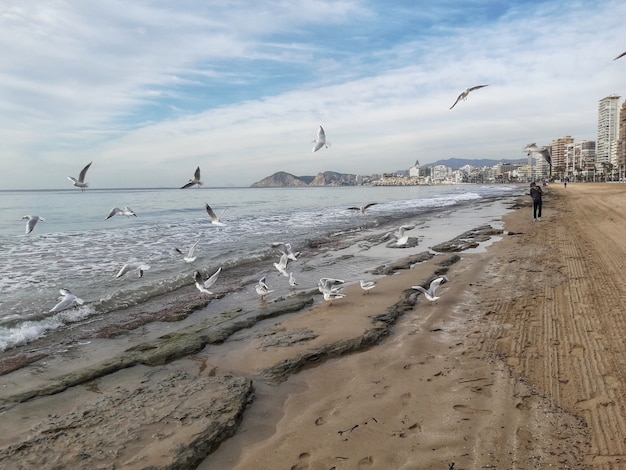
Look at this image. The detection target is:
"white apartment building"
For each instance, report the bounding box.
[565,140,596,181]
[597,94,621,172]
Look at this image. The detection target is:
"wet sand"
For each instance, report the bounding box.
[205,183,626,469]
[1,183,625,469]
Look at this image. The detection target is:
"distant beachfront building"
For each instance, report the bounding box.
[550,135,573,177]
[408,160,420,178]
[617,101,626,180]
[565,140,596,181]
[597,94,621,175]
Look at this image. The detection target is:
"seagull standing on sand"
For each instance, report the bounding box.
[449,85,488,109]
[21,215,45,234]
[116,262,151,278]
[289,272,298,290]
[105,206,136,220]
[180,167,203,189]
[50,288,84,313]
[205,203,227,227]
[67,161,93,191]
[359,280,377,295]
[312,125,331,152]
[193,267,222,295]
[255,276,274,301]
[348,203,378,215]
[412,275,449,302]
[175,239,200,263]
[383,224,415,247]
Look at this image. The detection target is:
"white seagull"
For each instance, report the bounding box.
[347,203,378,215]
[105,206,136,220]
[289,272,298,290]
[116,262,151,278]
[205,203,227,227]
[318,278,347,304]
[255,276,274,301]
[181,166,203,189]
[67,161,93,191]
[273,253,290,277]
[271,242,299,261]
[383,224,415,247]
[175,239,200,263]
[50,288,84,313]
[21,215,45,234]
[312,125,331,152]
[193,267,222,295]
[359,279,377,295]
[411,275,449,302]
[449,85,489,109]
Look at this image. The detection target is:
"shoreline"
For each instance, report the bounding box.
[1,183,625,468]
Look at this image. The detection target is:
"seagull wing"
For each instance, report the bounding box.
[468,84,488,93]
[205,203,218,221]
[78,162,92,183]
[106,207,121,220]
[203,267,222,289]
[613,51,626,60]
[194,166,201,180]
[180,181,194,189]
[25,217,37,234]
[449,93,464,109]
[186,239,200,258]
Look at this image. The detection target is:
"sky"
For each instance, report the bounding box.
[1,0,625,189]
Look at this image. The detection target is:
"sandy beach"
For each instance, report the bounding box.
[1,183,625,469]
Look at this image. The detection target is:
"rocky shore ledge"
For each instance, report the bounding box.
[0,223,502,470]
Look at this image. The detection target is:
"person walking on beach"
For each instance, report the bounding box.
[530,182,543,221]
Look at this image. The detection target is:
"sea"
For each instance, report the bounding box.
[0,184,525,354]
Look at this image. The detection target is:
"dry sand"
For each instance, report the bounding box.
[204,183,626,470]
[2,183,625,470]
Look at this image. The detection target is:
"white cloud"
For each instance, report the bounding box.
[1,0,625,188]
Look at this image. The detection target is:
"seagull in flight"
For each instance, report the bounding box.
[50,288,84,313]
[193,267,222,295]
[21,215,45,234]
[359,279,377,295]
[175,239,200,263]
[273,253,290,277]
[613,51,626,61]
[181,166,203,189]
[449,85,489,109]
[255,276,274,301]
[312,125,331,152]
[347,203,378,215]
[271,242,299,261]
[412,275,449,302]
[67,161,93,191]
[116,262,151,278]
[105,206,136,220]
[205,203,227,227]
[318,278,346,304]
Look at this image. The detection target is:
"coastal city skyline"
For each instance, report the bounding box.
[1,1,625,189]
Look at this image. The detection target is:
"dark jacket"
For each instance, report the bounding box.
[530,186,543,202]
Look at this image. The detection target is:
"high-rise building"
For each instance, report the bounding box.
[616,101,626,180]
[550,135,574,175]
[565,140,596,181]
[597,95,621,175]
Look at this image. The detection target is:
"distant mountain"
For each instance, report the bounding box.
[425,157,527,169]
[250,171,309,188]
[250,171,357,188]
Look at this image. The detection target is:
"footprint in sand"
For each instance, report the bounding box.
[290,452,311,470]
[453,404,493,415]
[358,456,374,468]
